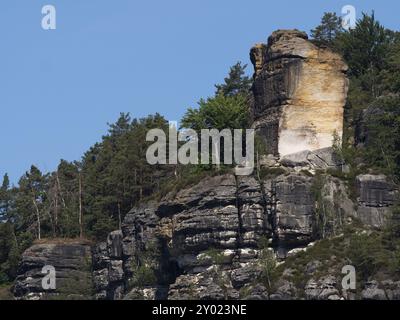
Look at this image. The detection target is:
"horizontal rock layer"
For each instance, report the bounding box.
[13,241,93,300]
[250,29,348,157]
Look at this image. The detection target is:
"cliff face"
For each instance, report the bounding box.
[12,30,399,301]
[250,30,348,157]
[12,172,397,300]
[91,173,319,300]
[13,241,92,300]
[89,172,396,300]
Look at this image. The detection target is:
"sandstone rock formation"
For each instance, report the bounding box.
[12,171,398,300]
[250,29,348,157]
[13,240,92,300]
[355,174,397,228]
[88,172,396,300]
[11,30,399,301]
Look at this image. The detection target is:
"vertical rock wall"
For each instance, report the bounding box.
[250,29,348,157]
[13,241,93,300]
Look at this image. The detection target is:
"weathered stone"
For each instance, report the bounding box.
[14,241,93,300]
[356,174,397,228]
[108,260,124,283]
[250,29,348,157]
[13,27,400,302]
[93,268,109,290]
[92,242,110,269]
[281,148,342,170]
[361,281,387,300]
[270,279,297,300]
[272,174,315,249]
[244,284,269,300]
[124,287,169,300]
[107,230,123,259]
[305,276,340,300]
[305,260,322,275]
[230,264,262,289]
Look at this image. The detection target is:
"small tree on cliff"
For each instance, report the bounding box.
[335,13,391,78]
[183,62,251,132]
[14,166,48,240]
[311,12,343,46]
[215,62,252,97]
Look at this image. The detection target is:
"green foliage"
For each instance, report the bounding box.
[336,13,392,78]
[311,174,331,239]
[45,274,94,300]
[332,130,344,165]
[81,113,174,239]
[361,96,400,181]
[0,223,20,284]
[181,94,250,132]
[310,12,400,183]
[276,225,400,293]
[0,284,13,300]
[129,265,157,288]
[180,62,252,173]
[0,11,399,290]
[214,62,252,97]
[129,241,160,288]
[0,174,11,222]
[257,238,278,291]
[346,233,392,281]
[311,12,343,47]
[202,247,226,265]
[311,173,349,239]
[182,62,251,135]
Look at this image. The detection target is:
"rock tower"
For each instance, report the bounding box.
[250,29,348,157]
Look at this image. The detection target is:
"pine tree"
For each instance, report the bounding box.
[311,12,343,46]
[215,62,252,97]
[80,113,172,239]
[14,166,48,240]
[335,13,391,78]
[181,94,250,132]
[0,222,16,283]
[0,174,11,222]
[46,160,81,238]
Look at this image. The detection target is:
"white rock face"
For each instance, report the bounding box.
[250,29,348,157]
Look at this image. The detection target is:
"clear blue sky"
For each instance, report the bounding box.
[0,0,398,184]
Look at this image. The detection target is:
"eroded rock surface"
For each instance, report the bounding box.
[13,241,92,300]
[250,29,348,157]
[12,29,399,302]
[355,174,397,228]
[13,170,398,300]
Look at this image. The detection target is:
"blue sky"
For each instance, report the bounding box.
[0,0,398,184]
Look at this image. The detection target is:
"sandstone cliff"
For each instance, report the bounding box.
[250,30,348,157]
[13,172,397,300]
[11,30,399,301]
[13,240,93,300]
[88,172,396,300]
